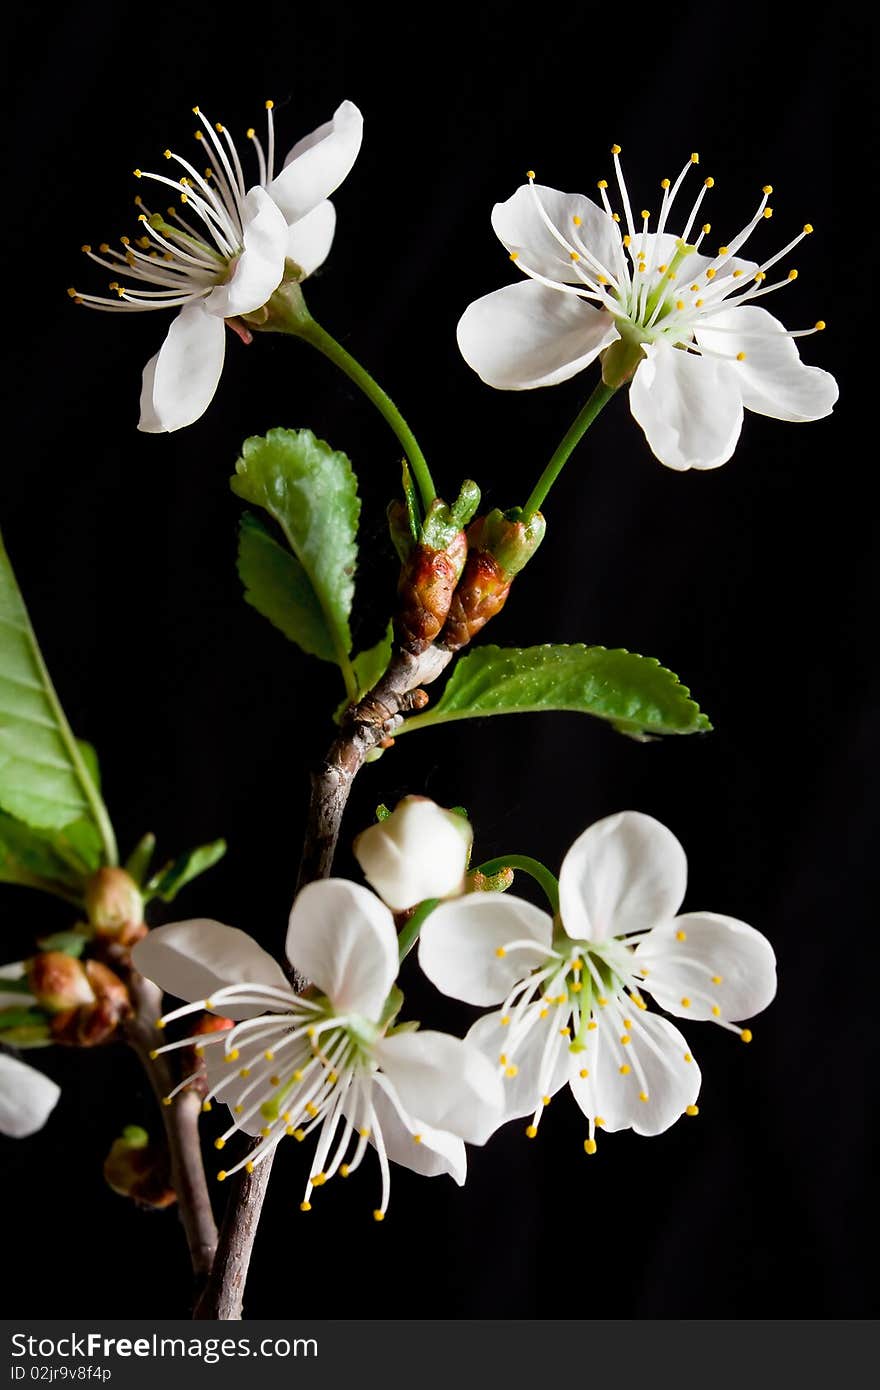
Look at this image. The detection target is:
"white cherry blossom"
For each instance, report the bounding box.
[419,812,776,1153]
[458,147,837,469]
[71,100,363,433]
[0,1054,61,1138]
[132,879,503,1219]
[353,797,473,912]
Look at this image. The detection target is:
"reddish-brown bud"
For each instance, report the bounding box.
[50,960,132,1047]
[26,952,95,1013]
[441,507,546,651]
[395,530,468,654]
[85,867,145,944]
[103,1126,176,1209]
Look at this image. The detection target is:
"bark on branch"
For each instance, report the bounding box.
[193,643,453,1320]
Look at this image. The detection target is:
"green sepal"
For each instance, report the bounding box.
[421,481,481,551]
[124,832,157,887]
[379,984,404,1031]
[397,644,712,739]
[36,929,89,958]
[145,839,226,903]
[0,1006,50,1032]
[375,805,391,822]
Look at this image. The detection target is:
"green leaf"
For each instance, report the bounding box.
[77,740,101,792]
[145,839,226,903]
[0,813,79,886]
[396,645,712,739]
[37,930,89,958]
[0,531,116,860]
[333,622,394,723]
[232,428,360,674]
[124,832,156,886]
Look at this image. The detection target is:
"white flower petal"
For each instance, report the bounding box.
[695,305,838,422]
[285,200,336,278]
[204,187,288,317]
[268,100,363,224]
[0,961,33,1010]
[374,1030,504,1145]
[457,280,619,390]
[369,1081,466,1184]
[418,893,554,1005]
[569,1010,700,1136]
[285,879,397,1020]
[139,304,226,434]
[558,811,688,944]
[628,341,744,470]
[0,1054,61,1138]
[636,911,777,1022]
[466,1010,569,1122]
[492,184,620,284]
[131,920,290,1020]
[354,798,473,913]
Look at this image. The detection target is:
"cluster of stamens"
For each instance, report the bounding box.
[510,145,825,362]
[68,103,279,314]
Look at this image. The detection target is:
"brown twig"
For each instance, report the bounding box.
[125,972,218,1291]
[193,643,453,1320]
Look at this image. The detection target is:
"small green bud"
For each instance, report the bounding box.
[85,868,144,943]
[468,507,546,579]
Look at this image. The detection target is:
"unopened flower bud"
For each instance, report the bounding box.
[103,1125,176,1209]
[353,796,473,912]
[442,508,545,652]
[49,960,131,1047]
[26,952,95,1013]
[393,481,480,655]
[85,868,145,943]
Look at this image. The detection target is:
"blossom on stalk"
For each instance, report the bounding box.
[0,1054,61,1138]
[70,100,363,432]
[353,797,473,912]
[457,147,838,469]
[132,879,502,1218]
[419,812,776,1152]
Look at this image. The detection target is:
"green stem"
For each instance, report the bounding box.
[295,315,437,513]
[473,855,559,913]
[397,898,439,962]
[522,380,617,519]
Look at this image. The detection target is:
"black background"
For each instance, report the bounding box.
[1,3,873,1318]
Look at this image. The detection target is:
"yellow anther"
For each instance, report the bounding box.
[571,981,583,993]
[265,99,274,109]
[80,243,92,254]
[595,1117,606,1128]
[202,1100,212,1112]
[620,1034,631,1045]
[704,177,714,188]
[611,143,622,155]
[763,184,773,195]
[282,1112,291,1123]
[661,178,671,190]
[572,215,582,226]
[691,152,700,164]
[413,1134,422,1144]
[260,1127,271,1137]
[306,1102,318,1117]
[706,268,716,279]
[624,1019,633,1029]
[180,193,189,204]
[194,130,203,141]
[293,1070,304,1082]
[815,319,826,330]
[597,179,608,190]
[788,269,798,280]
[686,1104,699,1116]
[306,1026,316,1037]
[340,1164,350,1177]
[539,1008,549,1019]
[100,241,112,251]
[134,195,143,206]
[641,209,650,220]
[622,234,631,247]
[217,1170,227,1182]
[164,149,172,159]
[500,1015,511,1026]
[711,975,723,985]
[192,105,200,114]
[587,1021,597,1031]
[763,207,773,218]
[717,245,730,256]
[311,1173,326,1187]
[569,251,580,261]
[215,123,224,133]
[155,1017,166,1030]
[133,169,142,178]
[359,1128,370,1139]
[300,1201,311,1212]
[149,1049,159,1061]
[754,271,766,282]
[246,1161,255,1173]
[234,1105,243,1114]
[509,252,519,262]
[691,283,700,291]
[526,1124,538,1139]
[579,1068,589,1079]
[736,352,747,362]
[639,1091,649,1103]
[712,1005,722,1016]
[162,1096,172,1107]
[499,1053,508,1066]
[683,1052,693,1063]
[214,1137,226,1150]
[612,212,620,222]
[658,263,667,272]
[740,1028,753,1043]
[680,997,691,1009]
[542,1096,551,1107]
[239,1067,251,1078]
[495,946,507,958]
[559,1027,571,1037]
[703,222,712,233]
[597,996,608,1007]
[373,1210,385,1223]
[293,1129,305,1141]
[328,1071,339,1084]
[226,1049,239,1062]
[246,128,255,139]
[526,169,536,180]
[619,1064,631,1075]
[264,1050,275,1062]
[584,1138,597,1155]
[67,289,82,301]
[732,270,743,278]
[804,223,814,234]
[676,300,685,310]
[570,958,583,970]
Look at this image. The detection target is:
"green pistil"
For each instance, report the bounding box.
[148,213,225,263]
[570,971,593,1054]
[641,238,696,325]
